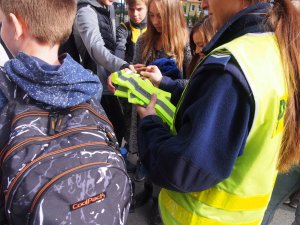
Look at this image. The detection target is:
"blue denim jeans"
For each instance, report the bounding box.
[292,204,300,225]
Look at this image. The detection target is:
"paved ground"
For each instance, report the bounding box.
[270,204,295,225]
[125,154,296,225]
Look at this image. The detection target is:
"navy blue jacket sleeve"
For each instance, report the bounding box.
[138,62,252,192]
[159,76,188,106]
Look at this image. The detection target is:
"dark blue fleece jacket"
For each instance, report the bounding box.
[137,3,271,192]
[0,53,101,112]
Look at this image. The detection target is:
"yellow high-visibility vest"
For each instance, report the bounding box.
[160,33,288,225]
[111,70,176,127]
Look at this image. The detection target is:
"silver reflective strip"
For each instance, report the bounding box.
[117,73,174,117]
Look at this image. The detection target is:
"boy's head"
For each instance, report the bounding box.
[0,0,76,49]
[126,0,148,24]
[99,0,115,6]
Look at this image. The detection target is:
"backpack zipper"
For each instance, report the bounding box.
[26,162,111,225]
[5,141,108,208]
[1,104,115,162]
[11,104,113,128]
[0,125,99,165]
[11,111,49,126]
[70,104,113,127]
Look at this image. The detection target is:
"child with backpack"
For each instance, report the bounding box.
[0,0,131,224]
[115,0,148,64]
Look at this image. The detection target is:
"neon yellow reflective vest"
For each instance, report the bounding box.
[160,33,288,225]
[111,70,176,127]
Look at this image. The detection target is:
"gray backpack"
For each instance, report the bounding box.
[0,69,132,225]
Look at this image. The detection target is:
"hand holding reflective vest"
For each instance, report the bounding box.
[140,65,163,87]
[137,94,157,119]
[111,69,175,127]
[107,65,137,93]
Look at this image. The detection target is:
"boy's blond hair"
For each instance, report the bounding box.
[126,0,148,7]
[0,0,76,45]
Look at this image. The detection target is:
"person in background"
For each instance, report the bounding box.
[114,0,148,172]
[73,0,129,144]
[115,0,148,64]
[133,0,190,77]
[187,16,214,77]
[135,0,300,224]
[120,0,191,223]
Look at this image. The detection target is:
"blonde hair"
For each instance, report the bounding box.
[247,0,300,172]
[269,0,300,172]
[142,0,188,70]
[0,0,76,45]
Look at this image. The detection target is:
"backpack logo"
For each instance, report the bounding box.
[71,192,106,211]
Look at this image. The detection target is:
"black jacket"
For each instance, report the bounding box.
[115,18,147,63]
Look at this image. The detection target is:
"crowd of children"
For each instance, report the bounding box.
[1,0,300,225]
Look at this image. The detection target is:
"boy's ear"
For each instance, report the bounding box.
[8,13,24,40]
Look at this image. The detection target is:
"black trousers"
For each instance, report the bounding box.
[101,95,126,145]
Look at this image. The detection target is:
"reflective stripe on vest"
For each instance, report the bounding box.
[111,70,175,127]
[160,33,287,225]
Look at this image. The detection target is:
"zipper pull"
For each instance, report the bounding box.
[54,114,63,133]
[99,126,119,150]
[48,112,57,135]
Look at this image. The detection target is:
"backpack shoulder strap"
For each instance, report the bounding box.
[0,67,16,101]
[120,22,129,30]
[120,21,132,43]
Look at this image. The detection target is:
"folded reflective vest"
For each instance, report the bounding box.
[111,70,175,127]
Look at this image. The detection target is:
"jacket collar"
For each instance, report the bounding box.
[129,17,147,29]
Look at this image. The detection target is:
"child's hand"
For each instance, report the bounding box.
[140,65,163,87]
[128,65,137,73]
[137,94,157,119]
[107,66,136,93]
[133,64,147,73]
[107,74,116,93]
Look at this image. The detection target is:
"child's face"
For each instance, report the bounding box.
[99,0,114,6]
[128,3,147,24]
[149,2,162,33]
[193,30,205,59]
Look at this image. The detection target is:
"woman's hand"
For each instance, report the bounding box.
[137,94,157,119]
[140,65,163,87]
